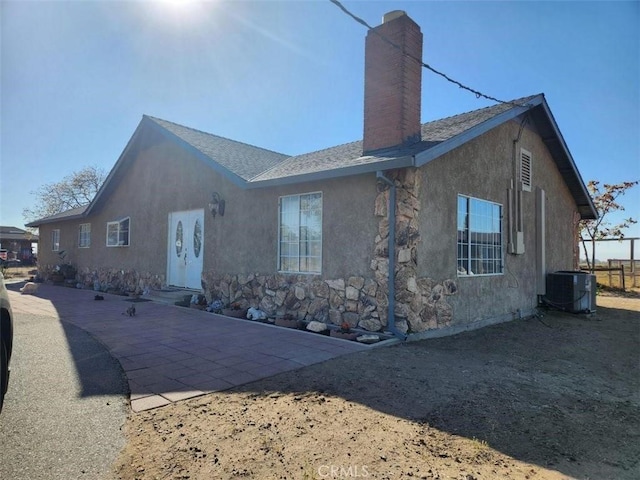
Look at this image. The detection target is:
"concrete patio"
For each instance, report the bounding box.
[7,283,371,412]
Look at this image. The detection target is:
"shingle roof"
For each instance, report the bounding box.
[26,93,596,225]
[25,206,88,228]
[145,116,289,182]
[250,95,538,183]
[0,226,39,241]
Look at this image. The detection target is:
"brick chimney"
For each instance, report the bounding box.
[363,10,423,154]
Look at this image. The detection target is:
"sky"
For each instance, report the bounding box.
[1,0,639,261]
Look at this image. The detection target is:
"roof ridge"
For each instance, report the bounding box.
[144,115,290,158]
[420,93,541,127]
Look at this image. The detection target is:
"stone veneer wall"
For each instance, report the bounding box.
[203,168,458,334]
[40,264,165,294]
[39,167,457,334]
[372,168,458,333]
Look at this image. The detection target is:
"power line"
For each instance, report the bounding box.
[329,0,527,107]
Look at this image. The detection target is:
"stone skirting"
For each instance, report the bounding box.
[39,265,165,294]
[201,270,456,334]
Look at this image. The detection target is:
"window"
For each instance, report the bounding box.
[78,223,91,248]
[520,148,532,192]
[106,217,130,247]
[457,195,503,276]
[279,192,322,273]
[51,229,60,251]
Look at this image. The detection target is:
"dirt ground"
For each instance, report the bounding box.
[111,292,639,480]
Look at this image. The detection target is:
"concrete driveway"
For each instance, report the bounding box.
[8,283,368,412]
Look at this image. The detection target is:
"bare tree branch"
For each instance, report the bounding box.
[22,166,107,226]
[579,180,639,272]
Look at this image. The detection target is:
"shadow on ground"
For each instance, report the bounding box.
[6,280,129,398]
[9,280,639,479]
[228,304,639,479]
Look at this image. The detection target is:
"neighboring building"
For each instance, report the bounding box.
[27,11,596,338]
[0,226,38,263]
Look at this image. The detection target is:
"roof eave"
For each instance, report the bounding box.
[247,155,414,189]
[415,97,542,167]
[537,99,597,220]
[25,212,86,228]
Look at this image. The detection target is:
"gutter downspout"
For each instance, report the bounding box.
[376,171,408,341]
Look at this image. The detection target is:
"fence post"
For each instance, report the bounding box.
[621,264,625,290]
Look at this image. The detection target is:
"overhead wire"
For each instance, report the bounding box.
[328,0,528,107]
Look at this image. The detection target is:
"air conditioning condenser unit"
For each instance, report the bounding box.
[544,271,596,313]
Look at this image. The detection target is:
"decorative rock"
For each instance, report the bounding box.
[265,289,276,297]
[356,334,380,344]
[430,284,444,302]
[362,278,378,297]
[397,201,414,220]
[395,318,409,334]
[307,297,328,316]
[364,304,376,315]
[311,280,330,298]
[348,276,365,290]
[329,290,344,309]
[345,300,359,312]
[258,296,277,316]
[275,289,287,306]
[345,286,360,301]
[284,291,298,309]
[436,300,453,326]
[358,316,383,332]
[325,279,345,291]
[294,286,306,300]
[398,248,412,263]
[329,309,342,324]
[407,276,419,293]
[342,312,359,328]
[374,191,388,217]
[306,321,328,333]
[443,279,458,295]
[378,219,389,239]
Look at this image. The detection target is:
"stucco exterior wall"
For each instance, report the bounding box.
[35,114,582,335]
[36,131,379,290]
[417,118,578,327]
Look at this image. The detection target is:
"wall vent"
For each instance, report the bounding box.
[520,148,532,192]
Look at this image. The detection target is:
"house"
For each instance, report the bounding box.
[0,226,38,264]
[27,11,596,339]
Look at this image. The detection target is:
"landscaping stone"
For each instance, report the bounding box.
[356,334,380,344]
[306,321,328,333]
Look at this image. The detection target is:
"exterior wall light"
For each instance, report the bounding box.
[208,192,225,218]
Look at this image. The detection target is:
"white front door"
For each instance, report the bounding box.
[167,209,204,289]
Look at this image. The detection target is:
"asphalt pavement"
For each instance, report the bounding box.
[0,302,128,480]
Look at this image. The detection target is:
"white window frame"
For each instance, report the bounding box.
[278,192,322,274]
[51,229,60,252]
[457,195,504,277]
[78,223,91,248]
[520,148,532,192]
[106,217,130,247]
